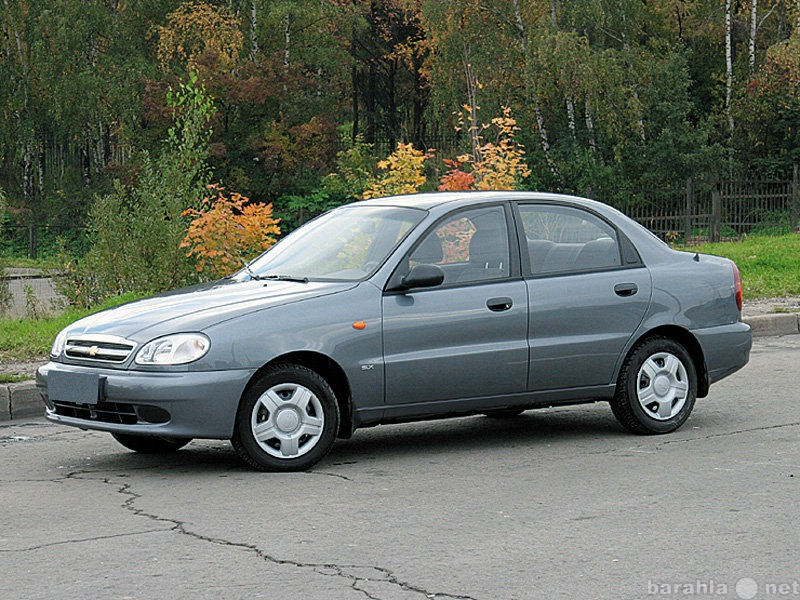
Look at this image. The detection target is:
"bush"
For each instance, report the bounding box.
[182,185,281,280]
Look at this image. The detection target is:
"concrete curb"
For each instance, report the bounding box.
[1,314,797,423]
[745,313,800,337]
[1,381,42,422]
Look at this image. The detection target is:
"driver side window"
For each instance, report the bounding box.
[409,206,510,285]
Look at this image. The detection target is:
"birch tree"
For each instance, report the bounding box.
[726,0,735,138]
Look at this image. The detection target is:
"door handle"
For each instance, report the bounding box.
[614,283,638,297]
[487,297,513,311]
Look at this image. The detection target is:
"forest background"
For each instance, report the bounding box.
[3,0,800,303]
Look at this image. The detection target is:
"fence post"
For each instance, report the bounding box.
[684,177,694,241]
[711,186,721,243]
[27,224,37,260]
[792,165,799,232]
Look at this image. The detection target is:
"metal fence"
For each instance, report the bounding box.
[612,168,800,243]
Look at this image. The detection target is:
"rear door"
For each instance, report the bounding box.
[517,202,652,391]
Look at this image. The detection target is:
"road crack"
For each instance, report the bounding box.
[103,474,478,600]
[658,421,800,447]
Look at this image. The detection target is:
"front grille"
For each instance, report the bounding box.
[53,401,138,424]
[52,401,171,425]
[64,336,135,363]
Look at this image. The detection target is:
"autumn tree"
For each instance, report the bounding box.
[156,1,243,76]
[59,73,216,305]
[362,143,433,199]
[439,106,530,190]
[182,184,280,280]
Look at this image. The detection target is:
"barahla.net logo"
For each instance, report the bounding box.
[647,577,799,598]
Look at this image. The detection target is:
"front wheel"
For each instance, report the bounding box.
[611,337,697,434]
[231,364,339,472]
[111,433,192,453]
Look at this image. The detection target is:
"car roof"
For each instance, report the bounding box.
[352,191,610,211]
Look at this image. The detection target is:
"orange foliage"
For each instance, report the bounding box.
[181,185,281,280]
[444,106,530,191]
[438,158,475,191]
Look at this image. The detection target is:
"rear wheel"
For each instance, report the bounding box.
[231,364,339,472]
[611,337,697,434]
[111,433,192,453]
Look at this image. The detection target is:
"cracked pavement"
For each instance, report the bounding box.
[1,337,798,600]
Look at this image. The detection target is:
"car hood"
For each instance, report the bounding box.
[63,279,357,341]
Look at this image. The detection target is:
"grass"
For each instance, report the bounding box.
[0,256,60,270]
[684,232,800,300]
[0,293,142,370]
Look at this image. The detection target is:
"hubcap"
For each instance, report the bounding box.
[250,383,325,459]
[636,352,689,421]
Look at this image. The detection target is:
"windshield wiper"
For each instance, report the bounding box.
[263,274,309,283]
[242,262,263,281]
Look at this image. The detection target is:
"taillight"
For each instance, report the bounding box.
[732,261,743,312]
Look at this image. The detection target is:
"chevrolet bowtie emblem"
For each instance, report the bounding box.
[88,346,100,357]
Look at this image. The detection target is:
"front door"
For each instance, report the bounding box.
[382,205,529,415]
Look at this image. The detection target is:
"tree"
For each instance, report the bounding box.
[440,106,530,190]
[733,33,800,175]
[156,1,243,76]
[362,142,433,199]
[182,184,280,280]
[59,73,216,305]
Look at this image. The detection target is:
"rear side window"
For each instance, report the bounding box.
[519,204,622,276]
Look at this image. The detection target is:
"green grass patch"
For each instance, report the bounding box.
[0,373,30,384]
[0,292,143,362]
[683,233,800,299]
[0,257,60,270]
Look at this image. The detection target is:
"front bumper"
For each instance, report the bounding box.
[37,362,255,439]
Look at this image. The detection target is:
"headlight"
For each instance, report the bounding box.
[134,333,211,366]
[50,329,68,358]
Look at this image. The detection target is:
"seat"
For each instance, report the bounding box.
[527,239,555,274]
[573,237,619,271]
[457,229,507,282]
[410,233,444,264]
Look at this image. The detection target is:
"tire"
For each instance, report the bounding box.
[111,433,192,453]
[611,336,697,434]
[231,364,339,472]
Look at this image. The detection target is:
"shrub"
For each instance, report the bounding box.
[362,143,434,199]
[442,106,530,191]
[182,185,281,280]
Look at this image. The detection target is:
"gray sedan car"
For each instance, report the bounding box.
[37,192,751,471]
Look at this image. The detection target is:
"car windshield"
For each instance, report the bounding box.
[237,205,426,281]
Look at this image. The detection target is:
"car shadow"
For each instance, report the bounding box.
[326,404,626,465]
[73,405,622,474]
[82,402,724,475]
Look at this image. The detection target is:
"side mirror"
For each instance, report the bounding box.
[397,264,445,291]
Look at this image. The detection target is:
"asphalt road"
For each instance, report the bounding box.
[1,337,798,600]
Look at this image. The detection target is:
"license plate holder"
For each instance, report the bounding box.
[48,371,106,406]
